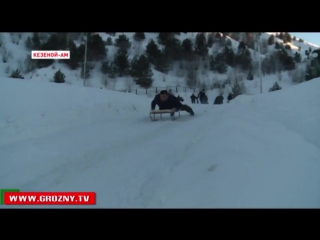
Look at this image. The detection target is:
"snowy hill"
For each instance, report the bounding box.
[0,32,319,102]
[1,77,320,208]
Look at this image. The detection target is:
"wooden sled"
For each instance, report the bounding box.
[150,109,180,121]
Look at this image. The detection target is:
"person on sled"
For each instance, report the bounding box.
[151,90,194,118]
[177,95,184,102]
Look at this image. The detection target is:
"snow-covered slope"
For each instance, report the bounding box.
[1,77,319,208]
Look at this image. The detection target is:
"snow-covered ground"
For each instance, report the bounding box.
[1,77,320,208]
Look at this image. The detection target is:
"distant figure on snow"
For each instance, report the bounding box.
[202,94,208,104]
[227,93,233,103]
[197,89,205,104]
[190,93,197,104]
[214,94,224,104]
[151,90,194,117]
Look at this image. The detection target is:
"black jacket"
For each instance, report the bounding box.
[151,94,182,110]
[214,95,224,104]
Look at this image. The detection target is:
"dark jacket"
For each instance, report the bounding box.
[177,95,184,102]
[198,91,205,99]
[214,95,224,104]
[151,94,182,110]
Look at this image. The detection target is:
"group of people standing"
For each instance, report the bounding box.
[190,90,233,105]
[190,90,208,104]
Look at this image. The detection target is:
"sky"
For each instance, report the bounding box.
[290,32,320,46]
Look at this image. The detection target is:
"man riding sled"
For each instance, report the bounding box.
[151,90,194,119]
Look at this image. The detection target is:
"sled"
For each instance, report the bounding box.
[150,109,180,121]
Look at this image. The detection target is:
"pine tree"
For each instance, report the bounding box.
[106,37,113,46]
[269,82,282,92]
[145,39,160,64]
[10,69,24,79]
[194,33,208,58]
[181,38,193,60]
[133,32,146,42]
[53,69,65,83]
[209,53,227,74]
[293,52,301,63]
[157,32,174,45]
[32,33,41,48]
[268,35,274,45]
[154,51,170,73]
[87,34,106,61]
[130,54,153,88]
[164,38,182,61]
[25,37,32,49]
[115,34,131,49]
[101,60,111,74]
[113,48,130,76]
[62,40,79,69]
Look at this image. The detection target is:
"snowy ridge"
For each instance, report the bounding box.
[0,32,319,98]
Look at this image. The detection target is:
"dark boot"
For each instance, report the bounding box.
[181,104,194,115]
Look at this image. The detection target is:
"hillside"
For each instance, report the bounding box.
[1,32,320,102]
[1,76,320,208]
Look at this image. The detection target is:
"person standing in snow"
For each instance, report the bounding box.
[197,89,205,104]
[190,93,197,104]
[227,93,233,103]
[203,94,208,104]
[214,94,224,104]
